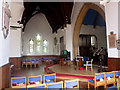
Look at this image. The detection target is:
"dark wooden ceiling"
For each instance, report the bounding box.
[21,2,73,33]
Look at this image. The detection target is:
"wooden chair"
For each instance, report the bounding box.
[43,57,50,65]
[31,59,35,67]
[117,79,120,90]
[107,78,120,90]
[88,72,106,88]
[105,72,115,87]
[26,59,32,68]
[64,57,71,66]
[27,84,46,90]
[43,73,56,84]
[11,76,26,89]
[34,59,40,67]
[22,59,27,68]
[113,71,120,85]
[46,81,63,89]
[39,58,42,65]
[83,57,93,71]
[28,75,42,85]
[64,79,79,88]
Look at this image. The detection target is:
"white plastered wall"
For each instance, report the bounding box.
[0,1,10,67]
[80,25,107,49]
[9,2,24,57]
[9,29,22,57]
[22,13,54,56]
[53,28,66,55]
[10,2,24,26]
[105,1,119,58]
[53,24,73,60]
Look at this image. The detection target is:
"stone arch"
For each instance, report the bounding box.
[73,3,105,58]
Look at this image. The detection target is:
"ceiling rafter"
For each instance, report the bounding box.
[21,2,73,33]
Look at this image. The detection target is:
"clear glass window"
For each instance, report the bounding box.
[91,36,96,46]
[29,39,34,53]
[43,40,48,53]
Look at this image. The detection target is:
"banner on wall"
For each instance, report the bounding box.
[2,2,11,39]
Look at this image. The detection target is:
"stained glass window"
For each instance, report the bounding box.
[29,39,34,53]
[36,34,41,52]
[43,40,47,53]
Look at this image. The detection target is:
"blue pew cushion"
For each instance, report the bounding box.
[89,79,94,84]
[29,77,41,82]
[45,75,55,80]
[65,60,70,62]
[45,79,54,83]
[65,80,78,88]
[47,83,62,88]
[96,74,104,80]
[106,73,114,80]
[84,64,92,66]
[115,72,120,78]
[107,86,117,90]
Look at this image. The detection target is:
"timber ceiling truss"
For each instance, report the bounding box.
[20,2,73,33]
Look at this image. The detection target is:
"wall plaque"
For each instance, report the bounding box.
[108,34,117,48]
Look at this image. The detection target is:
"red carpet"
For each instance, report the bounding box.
[45,64,94,79]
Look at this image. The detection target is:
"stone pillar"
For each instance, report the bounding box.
[65,24,73,60]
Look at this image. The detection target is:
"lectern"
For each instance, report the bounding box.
[76,57,83,70]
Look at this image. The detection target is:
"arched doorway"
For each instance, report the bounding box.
[73,3,105,58]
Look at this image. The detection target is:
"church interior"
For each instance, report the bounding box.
[0,0,120,89]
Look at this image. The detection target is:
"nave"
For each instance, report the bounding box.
[10,62,109,89]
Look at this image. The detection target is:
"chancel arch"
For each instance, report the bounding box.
[73,3,105,58]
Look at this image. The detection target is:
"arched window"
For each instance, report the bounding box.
[91,36,96,46]
[29,39,34,53]
[43,40,48,53]
[36,34,41,52]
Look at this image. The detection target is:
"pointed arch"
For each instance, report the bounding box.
[73,3,105,58]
